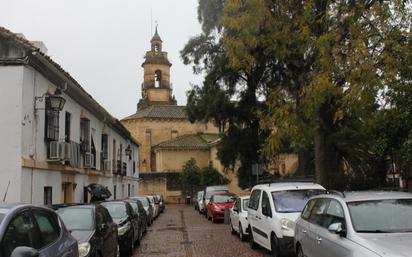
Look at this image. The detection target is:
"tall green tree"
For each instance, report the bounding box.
[182,0,275,188]
[180,158,202,197]
[222,0,412,189]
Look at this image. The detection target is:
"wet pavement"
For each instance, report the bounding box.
[134,204,272,257]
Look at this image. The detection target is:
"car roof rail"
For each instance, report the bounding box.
[327,190,346,198]
[259,176,316,186]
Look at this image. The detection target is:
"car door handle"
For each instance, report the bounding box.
[316,237,322,244]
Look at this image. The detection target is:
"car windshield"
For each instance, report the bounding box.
[198,192,204,199]
[102,203,127,219]
[242,199,249,211]
[57,208,94,231]
[214,195,236,203]
[347,199,412,233]
[206,190,228,199]
[135,197,149,207]
[129,202,138,213]
[272,189,326,213]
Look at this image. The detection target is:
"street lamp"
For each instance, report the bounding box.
[35,88,66,112]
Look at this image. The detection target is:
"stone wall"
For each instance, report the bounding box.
[155,149,210,172]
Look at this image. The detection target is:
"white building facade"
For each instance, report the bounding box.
[0,27,139,205]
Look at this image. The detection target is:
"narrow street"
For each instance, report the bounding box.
[134,205,272,257]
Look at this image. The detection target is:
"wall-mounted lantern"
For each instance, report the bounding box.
[35,88,66,112]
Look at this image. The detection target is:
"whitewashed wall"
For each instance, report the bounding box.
[0,66,23,203]
[2,64,139,204]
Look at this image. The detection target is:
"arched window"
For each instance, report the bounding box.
[154,44,160,52]
[154,70,161,88]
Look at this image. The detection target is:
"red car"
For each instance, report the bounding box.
[206,192,236,223]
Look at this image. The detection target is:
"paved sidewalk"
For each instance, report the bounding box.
[134,204,272,257]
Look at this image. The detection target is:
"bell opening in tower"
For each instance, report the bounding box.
[154,70,161,88]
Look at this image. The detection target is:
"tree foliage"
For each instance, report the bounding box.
[180,158,230,195]
[184,0,412,190]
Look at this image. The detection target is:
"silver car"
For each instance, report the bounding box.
[0,203,79,257]
[294,191,412,257]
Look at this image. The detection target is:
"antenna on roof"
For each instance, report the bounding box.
[3,181,10,202]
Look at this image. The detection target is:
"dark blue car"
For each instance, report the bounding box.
[0,203,78,257]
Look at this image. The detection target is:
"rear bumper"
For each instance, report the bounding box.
[211,210,225,220]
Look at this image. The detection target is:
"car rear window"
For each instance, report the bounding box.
[57,208,94,230]
[213,195,236,203]
[242,199,249,211]
[348,199,412,233]
[272,189,326,213]
[206,190,228,199]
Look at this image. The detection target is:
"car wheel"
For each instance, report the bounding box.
[296,244,304,257]
[271,234,280,257]
[249,226,258,249]
[239,223,246,241]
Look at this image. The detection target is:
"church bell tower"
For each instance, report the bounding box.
[138,27,176,110]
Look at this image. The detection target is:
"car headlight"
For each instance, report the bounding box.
[280,218,295,230]
[78,242,91,257]
[118,222,131,236]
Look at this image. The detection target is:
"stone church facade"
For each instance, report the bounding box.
[122,30,242,203]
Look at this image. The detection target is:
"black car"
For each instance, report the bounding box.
[126,198,147,235]
[101,201,139,256]
[124,199,146,245]
[129,196,153,227]
[0,203,78,257]
[55,204,118,257]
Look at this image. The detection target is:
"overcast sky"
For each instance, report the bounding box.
[0,0,202,119]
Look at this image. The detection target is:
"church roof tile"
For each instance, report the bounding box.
[122,105,187,120]
[153,133,220,150]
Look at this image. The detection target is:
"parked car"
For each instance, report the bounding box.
[146,196,158,219]
[55,204,118,257]
[127,198,148,235]
[123,200,144,245]
[295,191,412,257]
[130,196,154,226]
[248,182,326,256]
[151,195,161,217]
[230,196,250,241]
[195,191,204,213]
[202,185,229,215]
[206,192,236,223]
[101,201,139,256]
[0,203,78,257]
[158,195,165,213]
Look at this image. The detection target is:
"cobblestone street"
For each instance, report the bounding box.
[134,205,272,257]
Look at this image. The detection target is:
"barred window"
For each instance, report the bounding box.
[45,106,59,141]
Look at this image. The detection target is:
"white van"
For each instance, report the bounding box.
[247,182,325,256]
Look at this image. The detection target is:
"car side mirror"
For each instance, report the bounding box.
[262,205,271,217]
[328,222,346,237]
[10,247,39,257]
